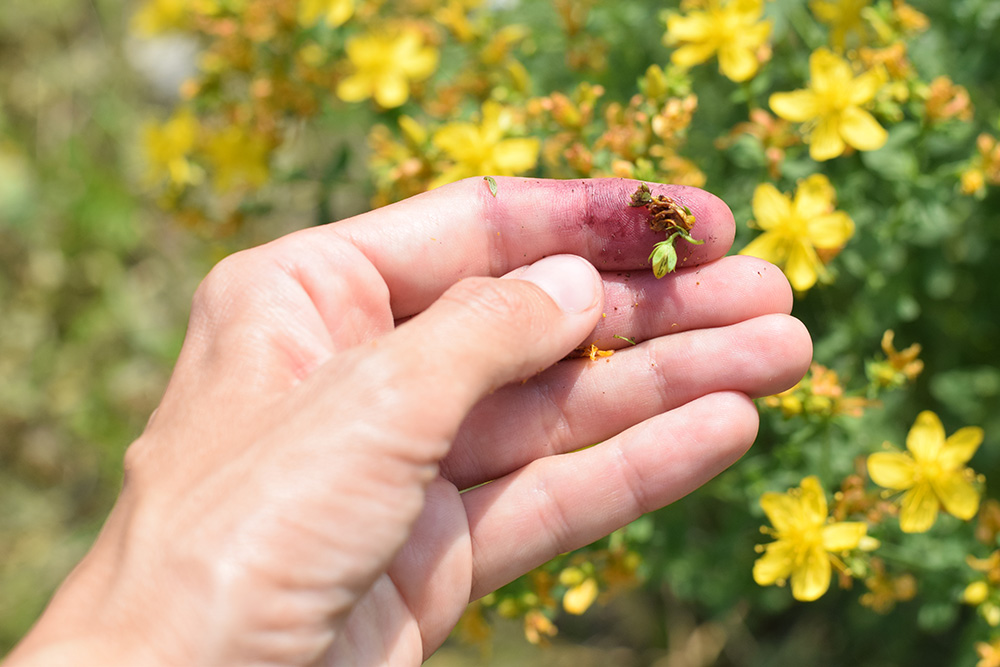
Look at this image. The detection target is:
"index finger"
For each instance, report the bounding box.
[312,177,736,318]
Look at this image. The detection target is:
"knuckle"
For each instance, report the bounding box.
[191,250,254,315]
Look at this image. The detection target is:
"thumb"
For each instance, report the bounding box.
[316,254,603,460]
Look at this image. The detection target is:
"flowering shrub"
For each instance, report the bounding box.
[3,0,1000,663]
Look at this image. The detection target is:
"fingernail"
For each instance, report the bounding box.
[517,255,598,313]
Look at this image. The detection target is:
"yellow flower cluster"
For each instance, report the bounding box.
[755,410,985,603]
[470,543,641,645]
[525,66,705,186]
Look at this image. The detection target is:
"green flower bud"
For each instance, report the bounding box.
[649,240,677,278]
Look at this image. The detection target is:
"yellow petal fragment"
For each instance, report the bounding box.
[932,472,981,520]
[867,451,916,490]
[939,426,985,469]
[739,230,787,265]
[752,540,796,586]
[839,107,888,151]
[751,182,793,229]
[807,212,855,249]
[821,521,867,551]
[374,75,410,109]
[899,483,940,533]
[665,13,715,43]
[770,90,820,122]
[492,138,541,173]
[799,476,829,523]
[907,410,946,463]
[671,42,718,68]
[809,48,854,95]
[809,116,846,161]
[336,74,372,103]
[759,490,801,533]
[784,240,822,291]
[718,43,758,82]
[433,123,479,154]
[402,47,439,79]
[848,68,886,106]
[790,544,831,601]
[793,173,836,220]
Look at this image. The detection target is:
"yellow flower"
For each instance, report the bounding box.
[867,411,984,533]
[770,48,888,161]
[738,174,854,292]
[964,580,991,605]
[523,609,557,645]
[869,329,923,387]
[810,0,871,51]
[431,101,539,188]
[663,0,772,83]
[337,27,439,109]
[562,577,599,615]
[753,476,869,601]
[298,0,354,27]
[143,109,202,187]
[203,125,270,192]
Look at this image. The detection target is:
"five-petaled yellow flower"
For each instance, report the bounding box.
[663,0,772,83]
[753,476,869,602]
[337,27,439,109]
[431,101,539,188]
[738,173,854,292]
[298,0,354,27]
[770,48,888,161]
[868,411,984,533]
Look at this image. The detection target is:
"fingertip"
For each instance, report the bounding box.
[645,183,736,263]
[703,391,760,456]
[752,314,813,395]
[725,255,795,314]
[511,254,603,315]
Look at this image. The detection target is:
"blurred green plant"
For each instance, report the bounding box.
[4,0,1000,664]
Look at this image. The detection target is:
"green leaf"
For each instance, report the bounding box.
[860,122,921,181]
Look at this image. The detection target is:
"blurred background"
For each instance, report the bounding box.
[2,0,999,664]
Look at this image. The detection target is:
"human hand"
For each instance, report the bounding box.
[7,178,811,666]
